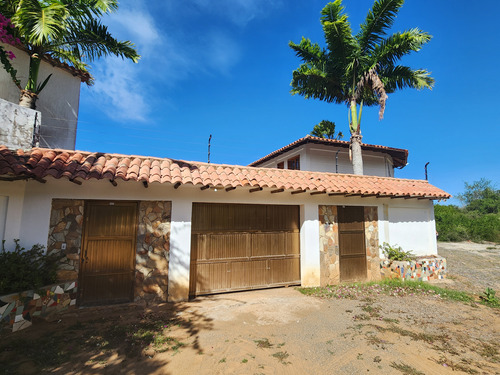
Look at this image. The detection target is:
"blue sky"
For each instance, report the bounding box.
[76,0,500,205]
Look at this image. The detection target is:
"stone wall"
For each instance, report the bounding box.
[47,199,84,282]
[319,205,381,285]
[364,206,381,281]
[0,281,78,333]
[135,201,171,302]
[0,97,39,150]
[319,205,340,286]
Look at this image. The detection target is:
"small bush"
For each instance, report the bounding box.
[0,239,60,295]
[380,242,415,261]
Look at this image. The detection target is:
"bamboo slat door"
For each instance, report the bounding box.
[190,203,300,296]
[80,201,138,306]
[338,206,367,282]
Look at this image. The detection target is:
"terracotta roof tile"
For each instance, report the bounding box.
[0,146,451,200]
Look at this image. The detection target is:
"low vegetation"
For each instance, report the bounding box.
[435,179,500,242]
[297,279,499,309]
[0,239,60,295]
[380,242,415,261]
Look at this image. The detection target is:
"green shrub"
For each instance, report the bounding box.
[436,179,500,243]
[434,204,500,243]
[380,242,415,261]
[0,239,61,295]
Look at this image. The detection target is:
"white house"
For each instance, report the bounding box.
[0,142,450,305]
[0,43,89,150]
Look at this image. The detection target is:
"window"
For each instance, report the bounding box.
[287,155,300,170]
[277,161,284,169]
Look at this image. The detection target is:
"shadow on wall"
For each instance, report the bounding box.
[0,287,214,374]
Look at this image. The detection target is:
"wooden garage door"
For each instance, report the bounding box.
[80,201,138,306]
[338,206,367,282]
[190,203,300,296]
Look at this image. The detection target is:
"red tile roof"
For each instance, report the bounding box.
[0,147,450,199]
[249,135,409,168]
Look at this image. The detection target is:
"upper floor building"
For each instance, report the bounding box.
[249,135,408,178]
[0,43,88,150]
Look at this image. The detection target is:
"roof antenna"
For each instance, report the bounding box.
[425,162,430,180]
[208,134,212,163]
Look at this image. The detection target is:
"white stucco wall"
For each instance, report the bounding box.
[257,143,394,177]
[0,44,81,149]
[0,177,438,299]
[387,201,438,256]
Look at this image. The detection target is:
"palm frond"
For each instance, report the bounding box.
[12,0,68,46]
[373,28,432,68]
[48,47,89,72]
[357,0,404,53]
[289,37,324,64]
[291,65,345,104]
[356,68,388,119]
[59,18,140,62]
[320,0,358,71]
[381,65,434,92]
[60,0,117,19]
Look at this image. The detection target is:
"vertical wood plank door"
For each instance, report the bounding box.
[190,203,300,296]
[338,206,367,282]
[80,201,138,306]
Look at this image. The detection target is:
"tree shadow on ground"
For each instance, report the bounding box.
[0,298,213,374]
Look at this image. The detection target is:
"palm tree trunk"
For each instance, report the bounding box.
[351,133,363,175]
[18,53,41,109]
[19,89,38,109]
[349,99,363,175]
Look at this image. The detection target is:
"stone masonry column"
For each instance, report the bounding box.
[300,203,321,287]
[167,198,192,302]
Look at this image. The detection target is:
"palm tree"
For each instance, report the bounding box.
[0,0,140,109]
[290,0,433,175]
[310,119,343,140]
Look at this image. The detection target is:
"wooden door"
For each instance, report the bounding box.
[80,201,138,306]
[190,203,300,296]
[338,206,367,282]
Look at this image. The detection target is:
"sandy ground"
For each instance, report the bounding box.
[1,242,499,375]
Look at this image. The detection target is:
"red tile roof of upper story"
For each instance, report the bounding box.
[0,146,450,200]
[249,135,409,168]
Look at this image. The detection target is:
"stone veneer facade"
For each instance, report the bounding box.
[48,199,84,281]
[364,206,381,282]
[47,199,171,304]
[318,205,381,286]
[135,201,171,302]
[319,205,340,286]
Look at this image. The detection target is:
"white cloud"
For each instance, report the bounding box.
[85,0,280,122]
[91,58,148,122]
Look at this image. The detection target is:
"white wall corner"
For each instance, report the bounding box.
[300,203,321,287]
[168,199,193,301]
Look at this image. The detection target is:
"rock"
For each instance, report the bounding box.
[57,270,78,281]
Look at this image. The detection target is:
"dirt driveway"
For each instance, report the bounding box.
[1,242,499,374]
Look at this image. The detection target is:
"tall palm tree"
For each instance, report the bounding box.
[0,0,140,109]
[290,0,434,175]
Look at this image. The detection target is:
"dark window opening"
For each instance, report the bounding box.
[287,156,300,170]
[277,161,284,169]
